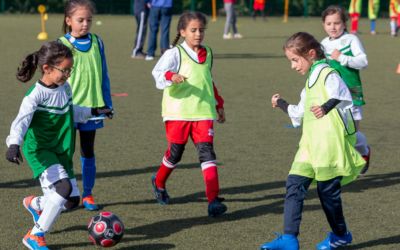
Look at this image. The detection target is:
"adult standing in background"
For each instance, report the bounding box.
[223,0,242,39]
[145,0,173,61]
[131,0,150,59]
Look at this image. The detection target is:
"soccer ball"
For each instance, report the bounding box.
[88,211,124,247]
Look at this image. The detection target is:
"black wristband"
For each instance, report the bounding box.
[277,98,289,113]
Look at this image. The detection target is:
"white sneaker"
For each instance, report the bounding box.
[145,55,154,61]
[233,33,243,39]
[223,33,232,39]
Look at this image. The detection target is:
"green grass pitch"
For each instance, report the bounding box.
[0,14,399,249]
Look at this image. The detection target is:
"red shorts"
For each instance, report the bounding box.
[165,120,214,144]
[253,3,265,11]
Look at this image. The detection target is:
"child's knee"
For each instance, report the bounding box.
[196,142,216,163]
[166,143,186,164]
[54,178,73,199]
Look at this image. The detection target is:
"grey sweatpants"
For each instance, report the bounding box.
[224,3,238,35]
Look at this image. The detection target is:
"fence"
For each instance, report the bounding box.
[0,0,390,17]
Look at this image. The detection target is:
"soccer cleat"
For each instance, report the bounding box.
[207,197,227,217]
[151,174,170,205]
[316,231,352,250]
[82,195,99,211]
[23,196,41,223]
[22,230,49,250]
[260,233,299,250]
[360,146,371,175]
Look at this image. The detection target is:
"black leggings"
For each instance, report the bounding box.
[78,130,96,158]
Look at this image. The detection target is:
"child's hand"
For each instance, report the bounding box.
[171,74,186,84]
[331,49,341,61]
[6,144,23,165]
[92,107,114,119]
[271,94,281,108]
[217,108,225,123]
[310,105,325,119]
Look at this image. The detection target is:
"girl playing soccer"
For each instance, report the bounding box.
[150,11,227,217]
[5,41,112,250]
[259,32,365,250]
[321,5,371,174]
[59,0,113,210]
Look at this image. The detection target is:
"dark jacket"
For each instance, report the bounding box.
[134,0,150,15]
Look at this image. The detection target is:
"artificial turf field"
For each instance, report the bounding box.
[0,14,400,249]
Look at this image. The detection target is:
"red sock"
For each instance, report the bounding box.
[351,14,359,33]
[156,163,173,189]
[202,166,219,203]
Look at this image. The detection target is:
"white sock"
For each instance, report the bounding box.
[391,20,397,34]
[31,191,66,235]
[355,131,369,156]
[31,196,47,211]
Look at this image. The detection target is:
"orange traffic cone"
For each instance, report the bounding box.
[397,63,400,74]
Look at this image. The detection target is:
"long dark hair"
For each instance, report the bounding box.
[283,32,325,60]
[16,41,73,82]
[62,0,96,34]
[171,11,207,47]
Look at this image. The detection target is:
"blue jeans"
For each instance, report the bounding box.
[147,7,172,57]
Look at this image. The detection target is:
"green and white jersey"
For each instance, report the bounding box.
[321,32,368,106]
[6,81,92,178]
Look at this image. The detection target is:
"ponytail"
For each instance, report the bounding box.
[16,52,39,83]
[16,41,73,83]
[171,33,181,47]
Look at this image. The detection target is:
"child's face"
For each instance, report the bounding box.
[323,13,345,39]
[180,19,205,50]
[285,48,313,75]
[66,6,92,37]
[42,58,74,86]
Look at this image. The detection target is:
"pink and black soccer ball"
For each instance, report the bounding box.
[88,211,124,247]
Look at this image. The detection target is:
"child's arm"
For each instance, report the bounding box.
[152,48,180,89]
[271,89,305,127]
[311,72,353,119]
[73,106,114,123]
[6,95,38,164]
[6,96,37,147]
[213,83,225,123]
[97,36,113,108]
[332,37,368,70]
